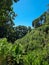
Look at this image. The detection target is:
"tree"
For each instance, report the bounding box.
[6,25,32,43]
[15,25,30,39]
[7,25,28,43]
[0,0,19,38]
[32,12,47,28]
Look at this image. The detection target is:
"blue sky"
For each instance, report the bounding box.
[13,0,49,26]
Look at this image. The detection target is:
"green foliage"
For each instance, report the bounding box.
[0,22,49,65]
[0,0,32,43]
[0,1,49,65]
[6,25,31,43]
[32,12,47,28]
[0,0,19,38]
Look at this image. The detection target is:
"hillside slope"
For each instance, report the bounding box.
[16,24,49,50]
[0,12,49,65]
[14,15,49,65]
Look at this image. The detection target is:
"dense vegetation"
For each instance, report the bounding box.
[0,0,31,43]
[0,0,49,65]
[0,12,49,65]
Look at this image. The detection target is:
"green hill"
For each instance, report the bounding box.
[0,12,49,65]
[15,22,49,65]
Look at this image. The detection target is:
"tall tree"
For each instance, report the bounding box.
[32,12,47,28]
[0,0,19,38]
